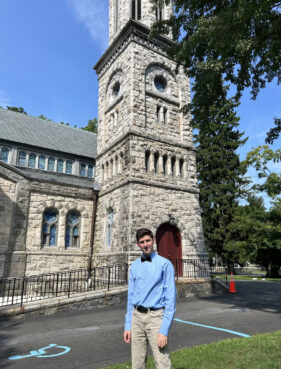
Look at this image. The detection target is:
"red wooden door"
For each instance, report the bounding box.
[156,223,182,277]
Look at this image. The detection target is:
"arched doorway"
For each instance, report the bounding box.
[156,223,182,277]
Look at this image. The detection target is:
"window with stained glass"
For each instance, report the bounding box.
[48,157,55,171]
[66,160,73,174]
[88,165,93,178]
[42,209,58,247]
[106,208,114,248]
[18,151,26,166]
[28,153,36,168]
[57,159,64,173]
[38,155,46,170]
[65,211,80,248]
[80,163,86,177]
[0,147,9,163]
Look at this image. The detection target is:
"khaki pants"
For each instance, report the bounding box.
[131,308,172,369]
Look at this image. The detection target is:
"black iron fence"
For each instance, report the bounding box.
[0,259,229,308]
[0,264,128,308]
[172,259,229,285]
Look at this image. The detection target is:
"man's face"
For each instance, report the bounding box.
[137,235,154,256]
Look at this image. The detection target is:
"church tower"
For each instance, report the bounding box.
[93,0,206,265]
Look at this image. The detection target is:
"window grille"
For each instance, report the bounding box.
[18,151,26,166]
[28,153,36,168]
[0,147,9,163]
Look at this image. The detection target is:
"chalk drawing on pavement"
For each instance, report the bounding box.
[8,344,71,360]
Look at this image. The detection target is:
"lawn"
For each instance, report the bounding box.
[103,331,281,369]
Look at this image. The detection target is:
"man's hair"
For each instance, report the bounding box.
[136,228,154,242]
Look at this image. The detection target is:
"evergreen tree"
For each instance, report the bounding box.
[191,71,247,262]
[82,118,98,134]
[7,106,27,114]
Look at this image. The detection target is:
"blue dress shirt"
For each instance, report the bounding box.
[125,251,176,336]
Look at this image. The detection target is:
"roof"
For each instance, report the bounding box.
[0,108,97,159]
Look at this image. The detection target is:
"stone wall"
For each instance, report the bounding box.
[25,181,95,275]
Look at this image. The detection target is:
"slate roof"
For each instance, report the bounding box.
[0,108,97,159]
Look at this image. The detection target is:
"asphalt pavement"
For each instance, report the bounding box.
[0,281,281,369]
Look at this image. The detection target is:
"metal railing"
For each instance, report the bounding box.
[172,259,229,285]
[0,264,128,307]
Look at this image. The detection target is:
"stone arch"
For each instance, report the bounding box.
[105,68,124,107]
[151,214,186,235]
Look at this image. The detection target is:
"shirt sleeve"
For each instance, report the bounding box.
[124,265,135,331]
[159,261,176,336]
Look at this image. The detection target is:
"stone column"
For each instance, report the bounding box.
[175,158,180,177]
[149,152,154,173]
[118,155,122,173]
[167,156,172,176]
[104,162,108,182]
[159,154,164,175]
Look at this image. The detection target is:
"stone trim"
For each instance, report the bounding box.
[105,94,124,115]
[99,177,199,197]
[145,90,179,107]
[94,19,175,77]
[96,130,196,160]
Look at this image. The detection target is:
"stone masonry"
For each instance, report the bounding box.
[93,1,207,264]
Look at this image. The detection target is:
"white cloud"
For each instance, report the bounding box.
[0,89,10,108]
[67,0,108,50]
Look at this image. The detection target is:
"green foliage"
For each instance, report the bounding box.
[37,114,52,121]
[151,0,281,99]
[266,118,281,144]
[7,106,27,114]
[245,145,281,198]
[191,70,248,261]
[82,118,98,134]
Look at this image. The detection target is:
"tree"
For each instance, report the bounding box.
[245,145,281,198]
[7,106,27,114]
[191,70,248,262]
[82,118,98,134]
[152,0,281,99]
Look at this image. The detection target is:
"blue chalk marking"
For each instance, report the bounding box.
[174,318,251,338]
[8,344,71,360]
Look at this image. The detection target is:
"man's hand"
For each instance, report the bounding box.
[124,330,131,344]
[157,333,168,348]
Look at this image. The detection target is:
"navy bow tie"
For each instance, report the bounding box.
[141,256,152,262]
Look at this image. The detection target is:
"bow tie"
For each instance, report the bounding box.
[141,256,152,262]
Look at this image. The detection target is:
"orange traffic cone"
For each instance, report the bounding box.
[229,272,236,293]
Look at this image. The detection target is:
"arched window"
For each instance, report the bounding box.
[65,211,81,248]
[154,152,159,173]
[163,155,168,175]
[0,147,9,163]
[80,163,86,177]
[57,159,64,173]
[66,160,73,175]
[28,153,36,168]
[180,159,184,177]
[145,150,150,172]
[156,5,163,20]
[48,157,55,171]
[42,209,58,247]
[106,208,114,248]
[38,155,46,170]
[171,157,176,176]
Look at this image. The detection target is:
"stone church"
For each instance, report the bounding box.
[0,0,206,279]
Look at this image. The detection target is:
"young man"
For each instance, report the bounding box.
[124,228,176,369]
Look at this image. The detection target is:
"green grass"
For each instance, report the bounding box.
[103,331,281,369]
[231,275,281,282]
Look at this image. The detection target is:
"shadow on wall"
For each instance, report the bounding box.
[0,185,26,278]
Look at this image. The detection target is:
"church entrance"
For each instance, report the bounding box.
[156,223,182,276]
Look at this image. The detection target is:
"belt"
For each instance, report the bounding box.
[135,305,164,313]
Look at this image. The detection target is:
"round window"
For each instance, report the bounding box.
[154,76,167,92]
[112,82,120,97]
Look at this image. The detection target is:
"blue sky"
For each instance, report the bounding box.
[1,0,280,206]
